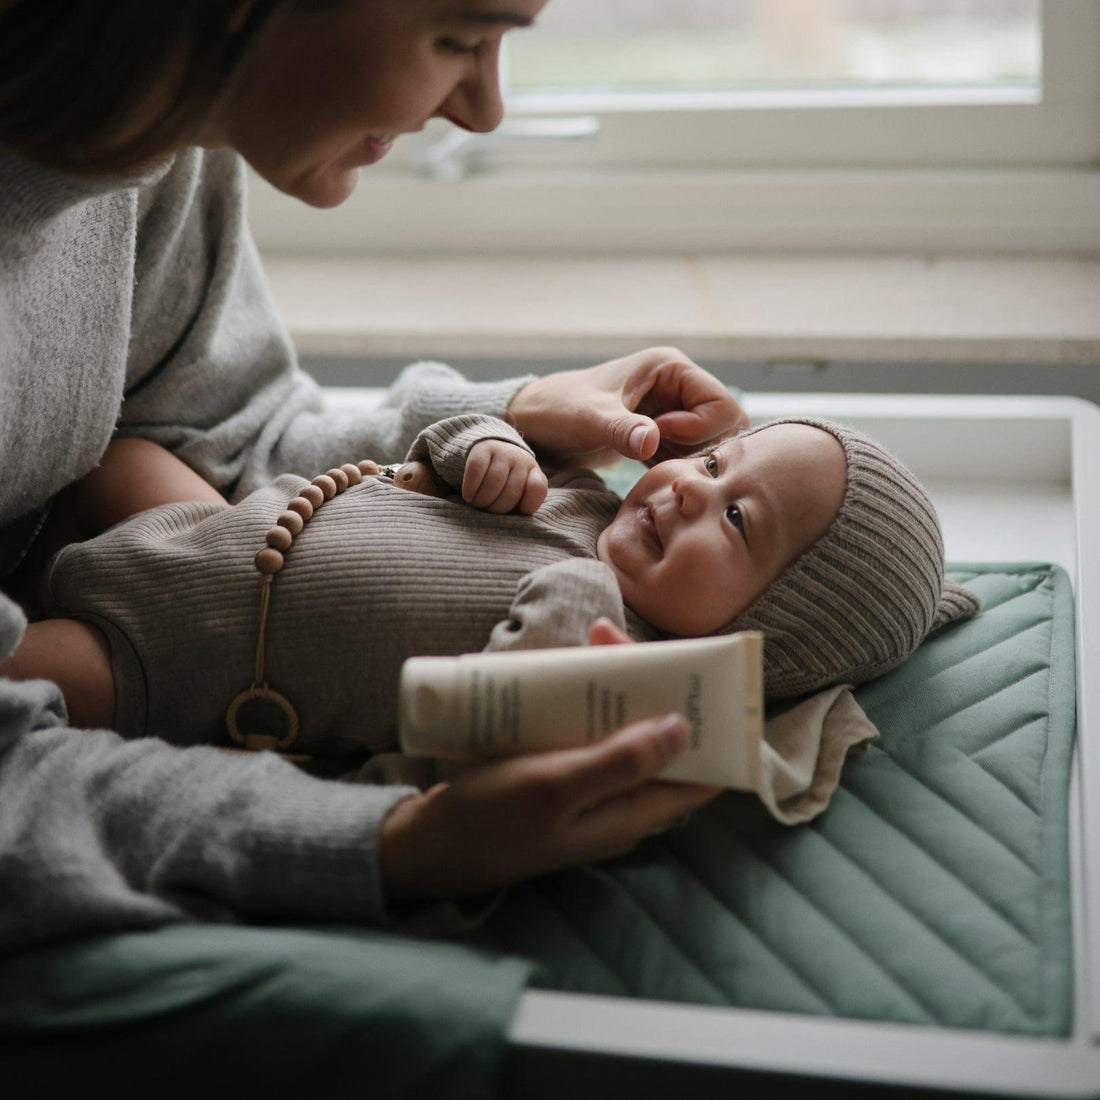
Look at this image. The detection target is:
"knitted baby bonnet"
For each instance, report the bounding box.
[722,417,980,698]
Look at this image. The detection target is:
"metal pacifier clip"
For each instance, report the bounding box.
[225,459,400,752]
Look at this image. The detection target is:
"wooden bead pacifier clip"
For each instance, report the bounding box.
[225,459,397,752]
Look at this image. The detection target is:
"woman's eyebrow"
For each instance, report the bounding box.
[456,10,536,27]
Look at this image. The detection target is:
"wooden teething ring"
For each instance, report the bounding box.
[225,460,383,752]
[226,684,301,751]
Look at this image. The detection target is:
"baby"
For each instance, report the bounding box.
[7,413,978,758]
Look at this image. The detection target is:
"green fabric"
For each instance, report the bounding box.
[0,561,1074,1096]
[0,925,532,1098]
[476,564,1076,1036]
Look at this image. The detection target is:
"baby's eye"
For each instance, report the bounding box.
[726,503,744,530]
[704,455,719,477]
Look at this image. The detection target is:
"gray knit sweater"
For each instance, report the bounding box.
[0,147,540,950]
[42,414,647,757]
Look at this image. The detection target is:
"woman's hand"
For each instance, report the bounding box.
[507,347,750,467]
[588,617,635,647]
[379,713,720,903]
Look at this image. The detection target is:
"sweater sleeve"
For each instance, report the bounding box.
[0,589,424,952]
[484,558,628,653]
[114,149,535,501]
[405,414,535,493]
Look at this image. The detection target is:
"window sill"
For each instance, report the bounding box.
[264,253,1100,367]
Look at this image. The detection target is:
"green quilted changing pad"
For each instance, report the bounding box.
[476,562,1077,1036]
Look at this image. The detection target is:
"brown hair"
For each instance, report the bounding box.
[0,0,288,174]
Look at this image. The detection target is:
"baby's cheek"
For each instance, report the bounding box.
[681,553,753,632]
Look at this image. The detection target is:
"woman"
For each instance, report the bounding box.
[0,0,746,945]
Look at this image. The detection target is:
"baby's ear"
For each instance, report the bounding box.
[930,581,981,633]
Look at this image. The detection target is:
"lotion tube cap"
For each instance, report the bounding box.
[399,658,462,756]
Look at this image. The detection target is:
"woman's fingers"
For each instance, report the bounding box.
[588,617,634,646]
[624,358,751,462]
[558,714,690,808]
[506,347,748,466]
[379,713,721,904]
[570,780,720,860]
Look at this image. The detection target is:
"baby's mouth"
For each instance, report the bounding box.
[637,503,663,555]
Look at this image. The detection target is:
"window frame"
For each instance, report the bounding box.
[497,1,1098,171]
[247,1,1100,256]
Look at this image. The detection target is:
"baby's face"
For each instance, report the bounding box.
[596,424,847,636]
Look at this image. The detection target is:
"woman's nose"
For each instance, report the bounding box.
[439,44,506,134]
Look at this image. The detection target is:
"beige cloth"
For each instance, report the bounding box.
[758,685,877,824]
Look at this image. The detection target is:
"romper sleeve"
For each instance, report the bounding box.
[113,149,535,500]
[484,558,629,653]
[404,414,535,493]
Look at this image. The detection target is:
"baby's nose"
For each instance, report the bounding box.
[672,475,706,515]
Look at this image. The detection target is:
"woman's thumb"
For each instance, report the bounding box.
[611,415,659,461]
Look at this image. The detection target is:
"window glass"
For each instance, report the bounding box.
[509,0,1041,93]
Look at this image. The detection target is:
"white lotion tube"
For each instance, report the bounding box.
[399,633,764,790]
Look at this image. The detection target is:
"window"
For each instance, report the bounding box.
[509,0,1042,94]
[248,1,1100,255]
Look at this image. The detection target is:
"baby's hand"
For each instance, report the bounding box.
[463,440,548,515]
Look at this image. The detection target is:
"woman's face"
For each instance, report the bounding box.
[215,0,547,207]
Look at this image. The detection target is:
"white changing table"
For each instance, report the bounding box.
[498,394,1100,1099]
[325,387,1098,1097]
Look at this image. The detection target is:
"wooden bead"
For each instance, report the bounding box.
[358,460,381,476]
[326,467,349,492]
[340,463,362,486]
[312,474,337,500]
[266,526,293,552]
[300,484,324,509]
[286,496,314,521]
[277,510,304,536]
[255,547,284,574]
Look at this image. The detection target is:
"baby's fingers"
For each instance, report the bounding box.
[461,445,494,504]
[517,466,548,515]
[484,459,532,514]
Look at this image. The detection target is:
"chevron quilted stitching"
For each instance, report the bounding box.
[819,781,1037,946]
[531,877,726,1001]
[859,739,1040,868]
[859,618,1050,728]
[717,791,1038,1025]
[809,792,1042,1022]
[479,564,1074,1035]
[966,720,1049,814]
[698,808,944,1022]
[608,855,836,1011]
[875,658,1049,754]
[971,714,1049,765]
[496,881,631,995]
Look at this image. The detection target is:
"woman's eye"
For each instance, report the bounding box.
[438,37,479,55]
[704,456,719,477]
[726,503,744,530]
